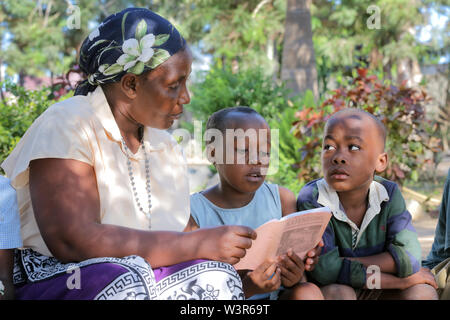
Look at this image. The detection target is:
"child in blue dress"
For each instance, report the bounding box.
[0,175,22,300]
[185,107,324,300]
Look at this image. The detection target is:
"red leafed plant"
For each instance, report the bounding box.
[290,68,442,186]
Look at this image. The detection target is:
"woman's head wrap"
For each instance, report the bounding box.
[75,8,186,95]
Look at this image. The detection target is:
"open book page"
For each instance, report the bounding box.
[234,207,332,270]
[233,217,284,270]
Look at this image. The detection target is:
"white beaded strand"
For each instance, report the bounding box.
[122,137,152,229]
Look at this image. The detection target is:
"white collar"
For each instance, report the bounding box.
[317,178,389,247]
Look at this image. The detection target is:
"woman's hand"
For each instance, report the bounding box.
[277,249,305,288]
[197,225,257,265]
[242,260,281,298]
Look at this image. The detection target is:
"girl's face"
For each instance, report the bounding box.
[214,114,271,194]
[130,48,193,130]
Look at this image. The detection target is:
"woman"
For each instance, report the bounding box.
[1,8,255,300]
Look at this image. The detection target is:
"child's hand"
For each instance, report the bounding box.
[199,225,257,265]
[402,267,438,290]
[304,240,324,271]
[277,249,305,288]
[243,259,281,298]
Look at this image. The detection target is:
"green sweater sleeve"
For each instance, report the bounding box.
[307,223,367,288]
[385,186,422,277]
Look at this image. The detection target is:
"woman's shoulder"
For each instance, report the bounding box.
[42,95,96,124]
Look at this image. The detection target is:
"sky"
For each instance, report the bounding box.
[417,6,449,63]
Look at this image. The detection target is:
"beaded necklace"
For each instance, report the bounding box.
[122,135,152,229]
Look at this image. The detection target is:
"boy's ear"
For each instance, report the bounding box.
[375,152,388,173]
[206,144,216,164]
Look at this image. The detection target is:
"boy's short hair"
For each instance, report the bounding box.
[205,106,262,145]
[327,108,387,150]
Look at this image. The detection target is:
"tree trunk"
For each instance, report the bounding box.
[281,0,318,99]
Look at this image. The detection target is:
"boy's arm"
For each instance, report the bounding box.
[0,249,15,300]
[365,268,437,290]
[346,252,397,274]
[298,192,367,288]
[279,186,298,216]
[384,186,422,278]
[307,224,368,288]
[349,187,421,277]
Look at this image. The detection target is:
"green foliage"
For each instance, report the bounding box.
[184,65,313,193]
[291,68,442,186]
[0,81,72,172]
[186,65,293,126]
[310,0,447,93]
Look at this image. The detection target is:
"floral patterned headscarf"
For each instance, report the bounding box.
[75,8,186,96]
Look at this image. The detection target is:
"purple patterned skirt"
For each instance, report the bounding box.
[13,249,244,300]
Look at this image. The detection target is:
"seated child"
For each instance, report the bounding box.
[0,175,22,300]
[423,168,450,300]
[297,108,438,300]
[184,106,324,300]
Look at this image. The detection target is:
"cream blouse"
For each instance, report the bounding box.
[1,86,190,257]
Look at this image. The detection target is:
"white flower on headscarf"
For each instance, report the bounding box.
[117,33,155,72]
[95,18,171,77]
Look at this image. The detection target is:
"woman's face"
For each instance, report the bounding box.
[131,48,193,129]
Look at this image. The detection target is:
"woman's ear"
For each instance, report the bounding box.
[375,152,388,173]
[120,73,138,99]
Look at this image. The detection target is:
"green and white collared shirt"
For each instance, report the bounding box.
[316,178,390,250]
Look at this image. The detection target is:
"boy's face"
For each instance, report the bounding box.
[321,113,387,193]
[214,114,271,194]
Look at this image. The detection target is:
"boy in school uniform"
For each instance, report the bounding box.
[0,175,22,300]
[297,108,438,300]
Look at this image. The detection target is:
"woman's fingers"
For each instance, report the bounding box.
[232,225,257,240]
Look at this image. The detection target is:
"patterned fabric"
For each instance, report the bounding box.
[75,7,186,95]
[0,175,22,249]
[153,260,244,300]
[297,176,422,288]
[13,249,244,300]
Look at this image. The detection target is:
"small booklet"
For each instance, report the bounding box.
[234,207,332,270]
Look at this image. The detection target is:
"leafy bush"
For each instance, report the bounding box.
[291,68,441,186]
[186,66,294,125]
[186,66,440,193]
[185,66,311,193]
[0,81,72,174]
